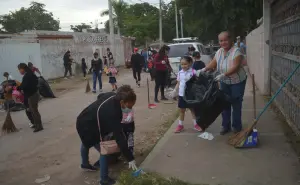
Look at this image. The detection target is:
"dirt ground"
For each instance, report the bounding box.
[0,68,179,185]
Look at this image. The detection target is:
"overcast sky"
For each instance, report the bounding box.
[0,0,166,31]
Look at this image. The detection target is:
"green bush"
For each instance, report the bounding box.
[117,171,207,185]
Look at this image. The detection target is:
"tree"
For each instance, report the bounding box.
[0,1,60,33]
[100,0,128,36]
[70,23,92,32]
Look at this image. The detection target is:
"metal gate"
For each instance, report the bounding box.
[271,0,300,132]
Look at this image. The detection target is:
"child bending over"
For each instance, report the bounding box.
[170,56,203,133]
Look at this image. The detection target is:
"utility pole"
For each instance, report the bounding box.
[175,0,179,38]
[108,0,115,58]
[179,9,183,38]
[159,0,163,47]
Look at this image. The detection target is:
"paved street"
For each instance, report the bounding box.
[0,69,178,185]
[142,78,300,185]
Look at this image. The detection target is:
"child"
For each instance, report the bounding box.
[192,51,205,70]
[108,64,118,91]
[81,58,87,79]
[121,106,135,156]
[28,62,42,76]
[170,56,203,133]
[103,56,108,66]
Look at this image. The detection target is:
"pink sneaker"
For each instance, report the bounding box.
[175,125,184,133]
[194,124,203,132]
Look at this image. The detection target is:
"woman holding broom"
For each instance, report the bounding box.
[199,31,247,135]
[17,63,43,132]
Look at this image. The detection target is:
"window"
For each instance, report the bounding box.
[168,44,193,58]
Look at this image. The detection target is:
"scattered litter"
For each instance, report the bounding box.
[167,154,171,157]
[84,180,91,184]
[35,174,50,183]
[185,142,189,147]
[198,132,214,140]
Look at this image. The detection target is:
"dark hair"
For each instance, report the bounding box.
[94,52,98,55]
[66,50,70,54]
[81,58,85,61]
[28,62,33,67]
[107,48,110,51]
[190,46,196,51]
[192,51,201,58]
[115,85,136,103]
[181,56,193,64]
[18,63,31,73]
[3,72,9,77]
[158,45,170,60]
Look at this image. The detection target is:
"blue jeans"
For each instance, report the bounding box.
[92,71,102,91]
[99,155,109,183]
[220,79,247,131]
[80,143,100,165]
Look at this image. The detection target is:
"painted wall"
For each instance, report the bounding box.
[0,41,41,82]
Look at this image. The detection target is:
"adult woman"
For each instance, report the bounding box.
[17,63,43,132]
[76,85,138,185]
[200,31,247,135]
[153,45,173,103]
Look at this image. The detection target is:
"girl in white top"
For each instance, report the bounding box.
[170,56,203,133]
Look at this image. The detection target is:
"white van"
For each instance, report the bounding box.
[168,42,212,78]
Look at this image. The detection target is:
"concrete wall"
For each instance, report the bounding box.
[0,40,41,82]
[246,0,271,95]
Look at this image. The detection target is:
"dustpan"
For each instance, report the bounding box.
[147,78,156,109]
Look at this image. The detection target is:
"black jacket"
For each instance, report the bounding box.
[76,92,134,162]
[90,58,103,72]
[18,71,38,97]
[131,53,144,69]
[63,53,71,66]
[193,60,205,71]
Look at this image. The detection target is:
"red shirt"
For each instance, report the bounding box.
[153,54,172,71]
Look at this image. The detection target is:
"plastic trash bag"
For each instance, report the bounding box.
[38,76,56,98]
[198,132,214,140]
[183,71,230,130]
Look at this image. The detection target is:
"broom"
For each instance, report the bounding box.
[229,63,300,147]
[85,78,91,93]
[2,107,18,133]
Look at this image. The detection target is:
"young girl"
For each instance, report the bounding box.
[81,58,87,79]
[170,56,202,133]
[108,64,118,91]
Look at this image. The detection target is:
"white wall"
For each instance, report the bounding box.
[0,42,41,82]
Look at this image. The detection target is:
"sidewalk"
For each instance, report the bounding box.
[141,79,300,185]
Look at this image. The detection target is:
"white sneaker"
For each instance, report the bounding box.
[64,77,68,80]
[29,123,34,128]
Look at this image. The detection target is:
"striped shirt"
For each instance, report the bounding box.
[215,46,247,84]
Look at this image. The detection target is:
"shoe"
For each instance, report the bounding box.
[99,89,103,92]
[193,124,203,132]
[64,77,68,80]
[92,90,96,93]
[33,126,44,133]
[175,125,184,133]
[100,177,116,185]
[93,160,100,169]
[29,123,34,128]
[80,164,98,171]
[161,97,168,101]
[220,128,231,135]
[154,98,160,103]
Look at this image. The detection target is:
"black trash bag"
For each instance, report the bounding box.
[38,76,56,98]
[183,71,230,130]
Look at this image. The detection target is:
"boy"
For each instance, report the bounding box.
[192,51,205,70]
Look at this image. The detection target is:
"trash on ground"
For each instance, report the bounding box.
[35,174,50,183]
[198,132,214,140]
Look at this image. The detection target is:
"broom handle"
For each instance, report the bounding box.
[147,78,150,104]
[252,74,256,119]
[255,63,300,122]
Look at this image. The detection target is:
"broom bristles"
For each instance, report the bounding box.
[228,120,257,147]
[2,110,18,134]
[85,79,91,93]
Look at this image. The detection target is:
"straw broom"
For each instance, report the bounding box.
[85,78,91,93]
[229,63,300,147]
[2,108,18,133]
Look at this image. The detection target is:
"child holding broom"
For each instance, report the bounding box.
[107,64,118,91]
[170,56,203,133]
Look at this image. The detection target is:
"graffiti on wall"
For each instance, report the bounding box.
[75,35,109,44]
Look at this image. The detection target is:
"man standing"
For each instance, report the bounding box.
[131,48,144,87]
[63,50,73,79]
[89,52,103,93]
[107,48,114,65]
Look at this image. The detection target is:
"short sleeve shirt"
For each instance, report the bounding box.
[177,68,195,97]
[215,46,247,84]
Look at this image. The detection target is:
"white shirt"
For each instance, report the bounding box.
[177,68,195,97]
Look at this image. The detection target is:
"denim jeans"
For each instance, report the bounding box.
[92,71,102,91]
[220,79,247,131]
[80,143,100,165]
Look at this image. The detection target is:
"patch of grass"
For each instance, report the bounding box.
[117,171,207,185]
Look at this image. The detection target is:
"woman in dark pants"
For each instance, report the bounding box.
[153,45,173,103]
[17,63,43,132]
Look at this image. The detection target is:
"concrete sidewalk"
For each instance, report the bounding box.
[141,79,300,185]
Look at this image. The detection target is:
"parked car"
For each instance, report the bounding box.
[168,42,213,79]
